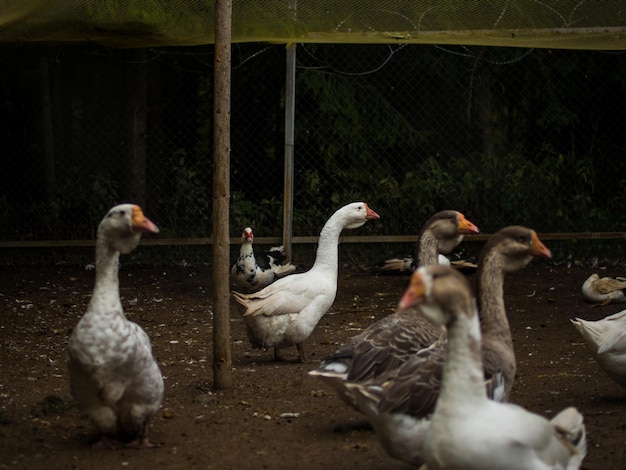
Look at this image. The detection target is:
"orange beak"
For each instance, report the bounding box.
[530,230,552,258]
[364,203,381,220]
[398,271,427,311]
[131,206,160,234]
[457,213,480,234]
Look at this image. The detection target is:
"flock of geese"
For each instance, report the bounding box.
[66,201,626,468]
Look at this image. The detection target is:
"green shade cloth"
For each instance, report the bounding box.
[1,0,625,49]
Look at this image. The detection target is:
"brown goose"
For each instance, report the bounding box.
[308,210,479,400]
[341,226,552,466]
[376,210,479,273]
[415,210,479,266]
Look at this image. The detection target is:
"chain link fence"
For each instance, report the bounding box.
[1,43,625,263]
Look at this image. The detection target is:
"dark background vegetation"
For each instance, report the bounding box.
[1,43,625,262]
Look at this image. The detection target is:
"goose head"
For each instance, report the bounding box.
[478,226,552,274]
[342,202,380,229]
[397,264,474,326]
[98,204,159,254]
[424,210,480,254]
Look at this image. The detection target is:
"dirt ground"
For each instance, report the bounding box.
[1,260,625,469]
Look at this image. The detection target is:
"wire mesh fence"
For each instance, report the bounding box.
[1,43,626,263]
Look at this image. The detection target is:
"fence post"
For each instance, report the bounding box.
[283,43,296,260]
[212,0,232,389]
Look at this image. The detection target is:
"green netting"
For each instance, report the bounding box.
[1,0,625,49]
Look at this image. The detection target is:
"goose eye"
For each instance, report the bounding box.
[119,210,126,217]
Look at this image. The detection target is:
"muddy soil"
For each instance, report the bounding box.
[0,262,624,469]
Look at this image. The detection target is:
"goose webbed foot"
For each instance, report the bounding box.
[273,344,310,363]
[126,437,161,449]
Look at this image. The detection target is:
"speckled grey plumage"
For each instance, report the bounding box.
[67,204,163,447]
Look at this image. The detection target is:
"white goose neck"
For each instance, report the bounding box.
[311,210,346,272]
[88,239,122,314]
[438,302,486,406]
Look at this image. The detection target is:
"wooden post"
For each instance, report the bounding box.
[212,0,232,389]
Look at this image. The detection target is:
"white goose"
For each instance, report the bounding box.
[231,227,296,293]
[232,202,380,362]
[309,210,479,404]
[339,226,553,466]
[571,309,626,387]
[581,273,626,305]
[67,204,163,448]
[415,266,587,470]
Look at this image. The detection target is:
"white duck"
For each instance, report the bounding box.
[571,309,626,387]
[376,210,479,274]
[581,273,626,305]
[231,227,296,293]
[67,204,163,448]
[309,210,479,403]
[336,226,553,466]
[232,202,380,362]
[415,266,587,470]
